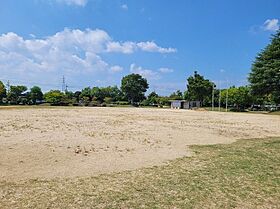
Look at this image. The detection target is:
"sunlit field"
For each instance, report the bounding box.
[0,107,280,208]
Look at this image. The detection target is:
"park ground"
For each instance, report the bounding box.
[0,107,280,208]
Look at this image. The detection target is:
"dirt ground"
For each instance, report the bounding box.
[0,107,279,181]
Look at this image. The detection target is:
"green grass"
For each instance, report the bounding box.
[268,111,280,115]
[1,138,279,209]
[203,107,230,112]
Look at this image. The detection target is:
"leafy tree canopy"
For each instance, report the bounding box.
[44,90,66,105]
[0,81,6,102]
[185,71,214,105]
[145,91,159,105]
[221,86,252,110]
[169,90,183,100]
[7,85,28,103]
[92,86,122,102]
[121,74,149,104]
[30,86,43,104]
[80,87,92,101]
[249,30,280,103]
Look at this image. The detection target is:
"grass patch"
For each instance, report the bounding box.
[1,138,279,208]
[268,111,280,115]
[204,107,228,112]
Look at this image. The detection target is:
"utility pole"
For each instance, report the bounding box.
[65,84,68,93]
[62,75,65,92]
[212,83,215,111]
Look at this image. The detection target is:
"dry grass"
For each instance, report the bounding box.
[3,107,280,181]
[1,137,279,209]
[268,111,280,115]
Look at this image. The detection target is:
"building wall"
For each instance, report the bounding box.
[171,101,181,109]
[183,101,190,109]
[171,100,201,109]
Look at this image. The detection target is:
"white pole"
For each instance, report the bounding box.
[226,80,229,112]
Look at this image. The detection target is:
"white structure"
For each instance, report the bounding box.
[170,100,201,109]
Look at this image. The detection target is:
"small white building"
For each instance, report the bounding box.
[170,100,201,109]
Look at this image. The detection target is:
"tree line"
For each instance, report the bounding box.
[0,74,174,107]
[0,30,279,110]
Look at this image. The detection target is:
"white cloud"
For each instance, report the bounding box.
[106,41,136,54]
[0,28,176,90]
[130,64,160,80]
[158,67,174,73]
[107,41,176,54]
[129,64,174,80]
[121,4,128,10]
[137,42,177,53]
[263,19,279,32]
[56,0,88,6]
[110,65,123,73]
[29,34,36,39]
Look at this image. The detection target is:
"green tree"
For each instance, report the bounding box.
[7,85,27,104]
[147,91,159,105]
[0,81,6,103]
[185,71,214,105]
[65,91,75,104]
[93,86,123,103]
[169,90,183,100]
[249,30,280,104]
[221,86,252,111]
[121,74,149,104]
[80,87,92,103]
[72,91,81,104]
[30,86,43,104]
[157,96,170,106]
[44,90,66,105]
[102,86,123,101]
[141,91,159,106]
[104,97,113,104]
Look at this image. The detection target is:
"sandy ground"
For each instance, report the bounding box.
[0,107,279,181]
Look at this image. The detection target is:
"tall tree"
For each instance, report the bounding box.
[185,71,214,105]
[169,90,183,100]
[7,85,27,104]
[44,90,66,105]
[121,74,149,104]
[221,86,252,110]
[249,30,280,104]
[91,87,102,101]
[0,81,6,103]
[102,86,123,101]
[73,91,81,103]
[146,91,159,105]
[80,87,92,103]
[30,86,43,104]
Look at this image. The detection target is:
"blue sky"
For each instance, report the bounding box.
[0,0,279,95]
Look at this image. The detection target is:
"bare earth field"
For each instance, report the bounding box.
[0,107,280,181]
